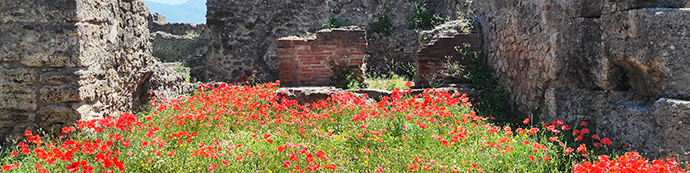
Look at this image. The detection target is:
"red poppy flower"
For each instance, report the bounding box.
[601,137,612,145]
[580,128,589,135]
[283,160,291,168]
[66,161,80,172]
[325,164,337,169]
[409,163,419,170]
[576,144,586,153]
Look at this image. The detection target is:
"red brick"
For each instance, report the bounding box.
[278,49,296,55]
[295,45,311,50]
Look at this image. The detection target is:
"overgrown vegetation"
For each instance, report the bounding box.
[462,51,523,127]
[166,62,191,83]
[369,14,392,33]
[2,82,680,172]
[185,30,198,38]
[237,67,264,87]
[409,4,447,30]
[364,72,413,91]
[330,64,363,89]
[323,14,350,29]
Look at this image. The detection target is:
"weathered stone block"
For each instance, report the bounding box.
[38,105,79,132]
[0,94,37,111]
[40,68,80,86]
[0,68,35,93]
[75,0,116,22]
[0,0,77,23]
[0,23,79,67]
[0,110,35,142]
[600,8,690,98]
[40,85,81,104]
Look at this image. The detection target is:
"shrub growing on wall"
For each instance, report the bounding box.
[463,52,525,127]
[409,4,446,30]
[323,14,350,29]
[369,14,392,33]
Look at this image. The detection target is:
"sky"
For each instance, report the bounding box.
[144,0,187,5]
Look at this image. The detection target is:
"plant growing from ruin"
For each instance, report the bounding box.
[369,14,393,33]
[1,81,687,172]
[462,50,523,127]
[365,72,413,91]
[409,4,447,30]
[323,14,350,29]
[174,61,191,82]
[185,30,198,38]
[423,72,446,88]
[331,64,363,89]
[237,67,264,87]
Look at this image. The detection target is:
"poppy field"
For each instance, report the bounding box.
[1,82,688,172]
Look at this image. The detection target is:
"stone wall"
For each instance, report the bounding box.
[415,20,481,87]
[148,12,209,64]
[278,27,366,87]
[467,0,690,160]
[202,0,468,83]
[0,0,182,143]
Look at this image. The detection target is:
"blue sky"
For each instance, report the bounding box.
[144,0,206,24]
[145,0,187,5]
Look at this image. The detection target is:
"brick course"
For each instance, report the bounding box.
[278,27,366,87]
[415,34,482,87]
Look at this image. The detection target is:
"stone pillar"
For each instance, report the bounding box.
[0,0,183,142]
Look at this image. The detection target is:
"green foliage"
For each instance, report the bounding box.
[463,52,523,127]
[323,14,350,29]
[171,61,191,82]
[423,72,444,88]
[185,30,198,38]
[365,72,413,91]
[409,4,447,30]
[369,14,392,33]
[331,65,363,89]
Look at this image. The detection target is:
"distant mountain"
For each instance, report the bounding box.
[144,0,206,24]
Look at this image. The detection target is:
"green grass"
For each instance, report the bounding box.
[364,72,412,91]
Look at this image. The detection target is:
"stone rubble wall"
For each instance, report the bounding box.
[467,0,690,160]
[415,20,481,87]
[278,27,366,87]
[148,12,209,65]
[0,0,183,143]
[203,0,468,83]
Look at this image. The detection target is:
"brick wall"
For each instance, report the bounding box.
[278,27,366,87]
[415,34,482,87]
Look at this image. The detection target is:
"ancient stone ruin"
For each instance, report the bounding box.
[415,20,482,87]
[2,0,690,163]
[0,0,183,143]
[201,0,690,161]
[278,27,366,87]
[147,12,209,82]
[200,0,469,83]
[468,0,690,160]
